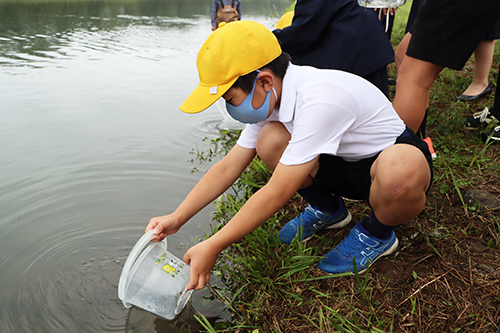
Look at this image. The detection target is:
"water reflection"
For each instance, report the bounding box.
[125,291,228,333]
[0,0,287,68]
[0,0,288,332]
[0,2,206,68]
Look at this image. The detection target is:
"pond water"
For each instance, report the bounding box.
[0,0,289,331]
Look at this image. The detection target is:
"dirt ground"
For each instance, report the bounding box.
[267,153,500,332]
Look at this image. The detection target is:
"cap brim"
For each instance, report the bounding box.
[179,77,238,114]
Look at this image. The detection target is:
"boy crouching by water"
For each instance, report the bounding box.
[145,21,433,290]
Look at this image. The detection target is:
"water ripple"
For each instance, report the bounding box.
[0,15,206,72]
[0,3,284,331]
[0,228,134,332]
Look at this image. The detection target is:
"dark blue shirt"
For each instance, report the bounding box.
[273,0,394,78]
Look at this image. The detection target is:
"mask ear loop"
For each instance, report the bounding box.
[259,70,278,112]
[271,87,277,109]
[253,69,277,110]
[254,70,277,117]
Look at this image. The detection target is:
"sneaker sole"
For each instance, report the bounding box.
[482,135,500,142]
[464,118,499,130]
[302,211,352,242]
[325,210,352,230]
[355,237,399,275]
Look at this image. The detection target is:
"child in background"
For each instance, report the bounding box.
[211,0,241,31]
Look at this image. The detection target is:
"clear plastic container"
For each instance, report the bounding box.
[118,230,193,320]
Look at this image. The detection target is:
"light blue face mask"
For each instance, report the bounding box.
[225,71,277,124]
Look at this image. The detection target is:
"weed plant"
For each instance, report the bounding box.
[189,3,500,332]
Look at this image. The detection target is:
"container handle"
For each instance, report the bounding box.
[118,230,167,300]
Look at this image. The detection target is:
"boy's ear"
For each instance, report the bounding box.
[257,71,274,93]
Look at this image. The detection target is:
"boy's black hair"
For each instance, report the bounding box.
[232,52,291,93]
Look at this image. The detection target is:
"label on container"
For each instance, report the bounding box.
[155,253,186,277]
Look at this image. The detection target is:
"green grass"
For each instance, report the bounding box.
[189,2,500,331]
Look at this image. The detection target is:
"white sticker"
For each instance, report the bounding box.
[209,86,217,94]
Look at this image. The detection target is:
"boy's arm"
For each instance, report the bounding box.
[183,157,319,290]
[145,144,256,241]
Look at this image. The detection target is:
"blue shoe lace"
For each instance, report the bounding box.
[277,202,351,244]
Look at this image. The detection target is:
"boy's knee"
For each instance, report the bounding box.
[255,121,290,170]
[373,170,426,213]
[373,145,431,197]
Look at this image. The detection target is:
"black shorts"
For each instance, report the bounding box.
[407,0,500,70]
[314,127,433,202]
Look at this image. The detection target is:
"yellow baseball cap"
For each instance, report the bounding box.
[180,20,282,114]
[276,11,294,30]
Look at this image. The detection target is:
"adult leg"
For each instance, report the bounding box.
[464,61,500,129]
[395,32,411,71]
[479,62,500,142]
[460,40,495,97]
[393,55,444,132]
[395,34,431,137]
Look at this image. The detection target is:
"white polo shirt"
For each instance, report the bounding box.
[236,64,406,165]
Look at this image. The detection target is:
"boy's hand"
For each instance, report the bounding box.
[183,240,219,290]
[145,214,182,242]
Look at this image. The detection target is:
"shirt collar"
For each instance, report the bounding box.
[277,63,298,123]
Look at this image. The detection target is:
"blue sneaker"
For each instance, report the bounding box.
[278,202,351,244]
[318,223,398,274]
